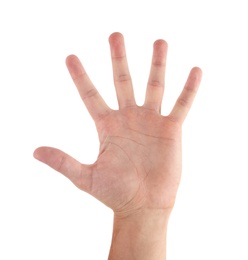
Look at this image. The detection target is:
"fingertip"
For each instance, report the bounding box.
[65,54,79,67]
[109,32,126,58]
[191,66,203,78]
[33,146,53,162]
[153,39,168,49]
[152,40,168,63]
[65,55,85,80]
[108,32,124,43]
[33,147,43,161]
[33,148,39,160]
[189,67,203,88]
[33,147,65,171]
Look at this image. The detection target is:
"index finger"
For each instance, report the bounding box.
[169,67,202,124]
[66,55,111,121]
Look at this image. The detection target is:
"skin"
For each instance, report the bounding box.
[34,32,202,259]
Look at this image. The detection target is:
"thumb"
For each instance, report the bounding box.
[33,146,92,193]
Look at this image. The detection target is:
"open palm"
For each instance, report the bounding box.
[34,33,202,217]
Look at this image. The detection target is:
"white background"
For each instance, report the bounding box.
[1,0,247,259]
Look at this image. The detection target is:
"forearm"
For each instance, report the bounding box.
[108,208,172,260]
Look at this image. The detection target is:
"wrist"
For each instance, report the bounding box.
[108,208,172,260]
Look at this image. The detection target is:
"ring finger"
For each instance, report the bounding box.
[143,39,168,113]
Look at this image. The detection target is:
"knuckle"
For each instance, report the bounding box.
[185,84,197,94]
[57,155,66,172]
[115,74,131,83]
[167,115,179,123]
[82,88,98,100]
[152,60,166,67]
[177,97,190,108]
[148,79,163,88]
[73,71,87,82]
[166,115,182,127]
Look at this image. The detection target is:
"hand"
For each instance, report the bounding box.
[34,32,202,218]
